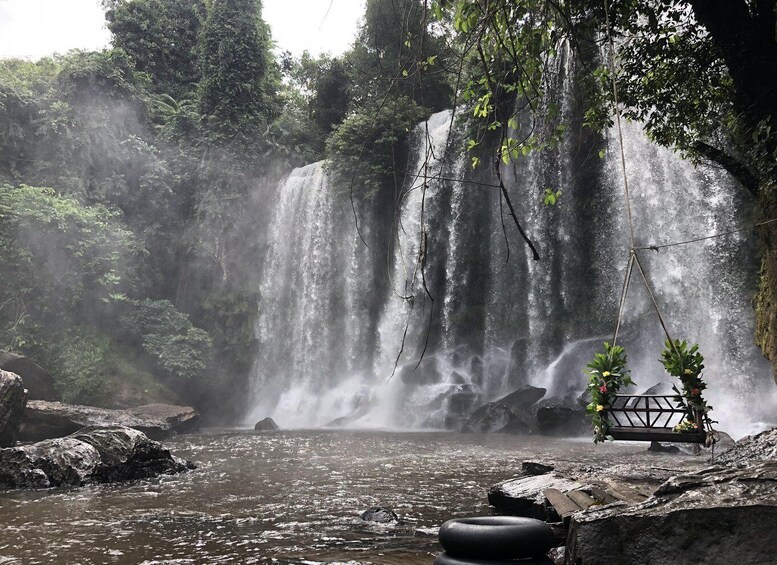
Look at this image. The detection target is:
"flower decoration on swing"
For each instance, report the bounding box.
[585,342,634,443]
[659,339,714,434]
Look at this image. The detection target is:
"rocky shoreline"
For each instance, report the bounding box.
[487,428,777,564]
[0,358,198,491]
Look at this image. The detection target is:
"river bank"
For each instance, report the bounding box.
[0,429,714,564]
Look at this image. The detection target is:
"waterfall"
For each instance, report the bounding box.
[247,69,776,439]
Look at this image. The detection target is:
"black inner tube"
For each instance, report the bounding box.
[438,516,556,560]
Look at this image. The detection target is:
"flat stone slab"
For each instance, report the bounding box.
[489,473,582,519]
[565,462,777,564]
[19,401,200,442]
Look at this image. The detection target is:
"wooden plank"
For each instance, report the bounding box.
[603,479,649,503]
[543,488,582,518]
[609,427,706,443]
[589,486,619,505]
[567,490,597,509]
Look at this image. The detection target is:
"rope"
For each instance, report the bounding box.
[611,251,635,349]
[632,251,679,353]
[634,217,777,251]
[603,0,636,250]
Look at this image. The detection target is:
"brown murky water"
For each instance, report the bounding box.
[0,430,702,564]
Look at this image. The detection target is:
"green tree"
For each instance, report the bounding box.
[197,0,279,148]
[348,0,453,111]
[106,0,207,98]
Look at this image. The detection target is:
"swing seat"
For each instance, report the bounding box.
[605,394,707,444]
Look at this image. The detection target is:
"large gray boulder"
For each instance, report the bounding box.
[495,385,547,413]
[0,351,58,400]
[0,370,27,447]
[254,417,279,431]
[461,402,531,434]
[19,401,200,442]
[0,425,190,489]
[533,393,589,436]
[565,462,777,565]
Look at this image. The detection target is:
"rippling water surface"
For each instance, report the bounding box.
[0,430,693,564]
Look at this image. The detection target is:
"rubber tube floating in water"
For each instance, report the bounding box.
[436,516,556,561]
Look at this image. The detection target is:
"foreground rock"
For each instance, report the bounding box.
[565,462,777,564]
[489,473,581,520]
[19,401,200,442]
[0,351,58,400]
[0,370,27,447]
[0,425,190,489]
[714,427,777,464]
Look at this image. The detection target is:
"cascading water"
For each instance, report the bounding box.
[247,53,776,438]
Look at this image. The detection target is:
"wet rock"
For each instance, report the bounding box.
[646,441,681,454]
[449,371,468,385]
[73,426,189,482]
[19,401,200,442]
[489,473,581,519]
[522,460,555,476]
[0,425,189,489]
[0,370,27,447]
[360,506,398,523]
[714,427,777,465]
[495,385,547,413]
[254,417,279,431]
[0,351,58,401]
[0,436,101,488]
[461,403,530,434]
[399,357,442,386]
[129,404,201,436]
[566,462,777,565]
[533,393,588,436]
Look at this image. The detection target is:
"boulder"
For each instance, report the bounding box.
[495,385,547,413]
[19,401,200,442]
[254,417,279,431]
[72,426,191,482]
[399,357,442,386]
[0,370,27,447]
[0,425,190,489]
[565,462,777,565]
[522,460,555,476]
[361,506,398,523]
[0,351,58,401]
[461,402,530,434]
[714,427,777,465]
[488,473,581,520]
[533,393,589,436]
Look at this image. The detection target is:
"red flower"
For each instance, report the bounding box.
[691,388,700,396]
[599,385,608,393]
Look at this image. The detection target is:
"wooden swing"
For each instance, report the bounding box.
[598,0,709,445]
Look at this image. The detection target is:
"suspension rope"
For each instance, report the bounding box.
[633,217,777,251]
[632,251,677,350]
[603,0,636,251]
[611,250,635,349]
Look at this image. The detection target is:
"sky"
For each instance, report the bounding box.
[0,0,365,60]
